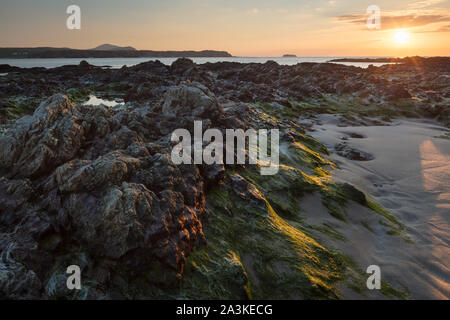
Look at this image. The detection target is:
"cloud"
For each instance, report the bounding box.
[414,24,450,32]
[408,0,447,10]
[336,13,450,30]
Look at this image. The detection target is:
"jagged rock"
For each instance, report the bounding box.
[384,83,411,100]
[0,64,21,73]
[0,242,42,299]
[129,60,169,75]
[45,274,71,298]
[0,94,210,298]
[0,95,85,178]
[0,231,48,299]
[0,177,35,224]
[162,82,223,121]
[54,151,141,193]
[201,164,225,187]
[79,60,93,70]
[171,58,195,74]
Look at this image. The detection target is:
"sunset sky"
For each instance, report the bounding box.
[0,0,449,56]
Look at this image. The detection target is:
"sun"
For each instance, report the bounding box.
[393,30,410,45]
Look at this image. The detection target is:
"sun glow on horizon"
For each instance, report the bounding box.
[393,30,410,45]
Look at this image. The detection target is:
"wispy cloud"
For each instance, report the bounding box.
[408,0,447,10]
[414,24,450,32]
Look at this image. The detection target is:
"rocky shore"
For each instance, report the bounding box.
[0,57,448,299]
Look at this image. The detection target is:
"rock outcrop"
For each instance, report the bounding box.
[1,56,448,300]
[0,89,224,298]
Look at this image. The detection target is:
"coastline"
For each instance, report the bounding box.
[0,57,449,299]
[0,56,406,69]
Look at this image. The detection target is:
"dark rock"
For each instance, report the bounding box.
[0,93,215,298]
[345,132,366,139]
[79,60,93,70]
[384,83,411,100]
[162,82,224,121]
[335,142,374,161]
[0,64,21,73]
[171,58,195,74]
[201,164,225,187]
[0,95,85,179]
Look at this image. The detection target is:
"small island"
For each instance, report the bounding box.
[282,54,297,57]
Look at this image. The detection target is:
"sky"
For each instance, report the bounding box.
[0,0,449,56]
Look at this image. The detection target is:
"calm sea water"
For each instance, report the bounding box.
[0,57,395,69]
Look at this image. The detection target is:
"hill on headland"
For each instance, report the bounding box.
[91,44,137,51]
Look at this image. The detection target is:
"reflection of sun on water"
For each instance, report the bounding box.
[393,30,410,45]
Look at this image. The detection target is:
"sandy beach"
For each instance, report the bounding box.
[306,116,449,299]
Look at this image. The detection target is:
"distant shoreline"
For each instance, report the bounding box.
[328,56,450,63]
[0,47,232,59]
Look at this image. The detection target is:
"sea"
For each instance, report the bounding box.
[0,57,395,69]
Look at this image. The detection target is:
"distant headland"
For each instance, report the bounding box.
[282,54,297,57]
[0,44,232,58]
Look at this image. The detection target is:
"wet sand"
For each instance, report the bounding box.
[307,115,449,299]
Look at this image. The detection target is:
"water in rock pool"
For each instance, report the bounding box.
[83,95,125,107]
